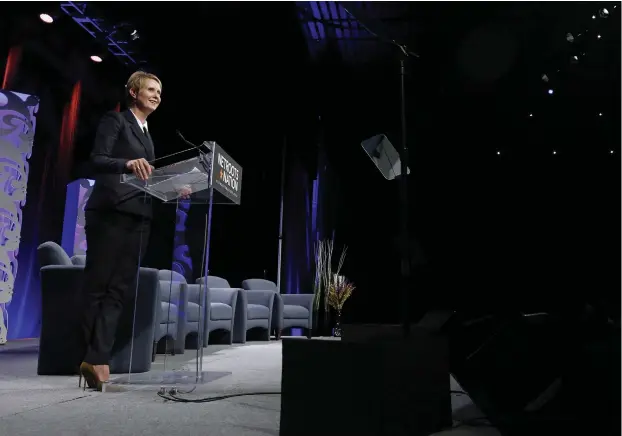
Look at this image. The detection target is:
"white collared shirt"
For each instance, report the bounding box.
[129,109,148,132]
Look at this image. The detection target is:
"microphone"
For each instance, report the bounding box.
[176,130,213,153]
[149,131,213,165]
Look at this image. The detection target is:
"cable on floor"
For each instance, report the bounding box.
[157,388,281,403]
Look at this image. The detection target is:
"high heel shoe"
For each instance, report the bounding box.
[79,362,106,391]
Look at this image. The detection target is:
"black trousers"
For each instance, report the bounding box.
[81,209,151,365]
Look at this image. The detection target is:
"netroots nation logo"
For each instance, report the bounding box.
[212,144,242,204]
[213,147,242,204]
[217,153,240,192]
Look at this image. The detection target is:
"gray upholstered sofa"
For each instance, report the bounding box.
[37,241,159,375]
[241,279,314,339]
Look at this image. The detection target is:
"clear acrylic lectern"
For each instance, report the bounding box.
[108,142,242,390]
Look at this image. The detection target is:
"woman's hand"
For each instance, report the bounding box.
[177,185,192,200]
[126,158,154,181]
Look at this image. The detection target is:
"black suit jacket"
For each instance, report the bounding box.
[86,110,156,218]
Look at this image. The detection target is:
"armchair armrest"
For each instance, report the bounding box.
[70,255,86,266]
[38,265,86,375]
[159,280,188,321]
[40,264,84,293]
[160,281,186,305]
[186,283,209,306]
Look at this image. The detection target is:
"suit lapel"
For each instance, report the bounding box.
[123,110,154,161]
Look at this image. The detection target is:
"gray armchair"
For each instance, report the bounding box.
[241,279,314,339]
[233,287,276,343]
[186,283,238,346]
[37,241,159,375]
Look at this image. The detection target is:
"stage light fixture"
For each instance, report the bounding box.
[610,150,614,154]
[90,55,103,63]
[566,33,574,43]
[40,13,54,23]
[548,89,554,95]
[599,8,609,18]
[599,113,603,116]
[130,29,140,40]
[529,113,533,117]
[541,74,549,83]
[552,150,557,155]
[60,3,146,66]
[497,151,501,155]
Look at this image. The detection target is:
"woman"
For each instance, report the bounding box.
[79,71,161,390]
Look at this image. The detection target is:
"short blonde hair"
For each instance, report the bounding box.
[125,71,162,105]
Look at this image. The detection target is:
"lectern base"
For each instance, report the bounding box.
[280,327,452,436]
[109,370,231,387]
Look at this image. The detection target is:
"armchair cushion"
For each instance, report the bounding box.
[248,304,271,320]
[284,305,310,319]
[158,302,178,325]
[211,302,233,320]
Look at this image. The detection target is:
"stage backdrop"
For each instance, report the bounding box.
[0,90,40,344]
[61,178,94,257]
[1,39,122,340]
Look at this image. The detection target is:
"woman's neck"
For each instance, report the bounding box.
[130,107,148,124]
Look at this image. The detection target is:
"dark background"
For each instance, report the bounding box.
[1,2,619,338]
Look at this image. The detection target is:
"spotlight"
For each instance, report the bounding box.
[541,74,549,83]
[599,113,603,116]
[497,151,501,155]
[597,34,602,39]
[552,150,557,155]
[548,89,554,95]
[130,30,140,41]
[571,55,580,64]
[90,55,103,63]
[39,13,54,23]
[610,150,614,154]
[566,33,575,43]
[599,8,609,18]
[529,113,533,117]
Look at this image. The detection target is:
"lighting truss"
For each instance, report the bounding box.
[60,1,144,66]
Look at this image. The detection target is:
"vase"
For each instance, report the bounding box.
[332,310,342,337]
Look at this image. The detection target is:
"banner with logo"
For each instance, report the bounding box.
[212,144,242,205]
